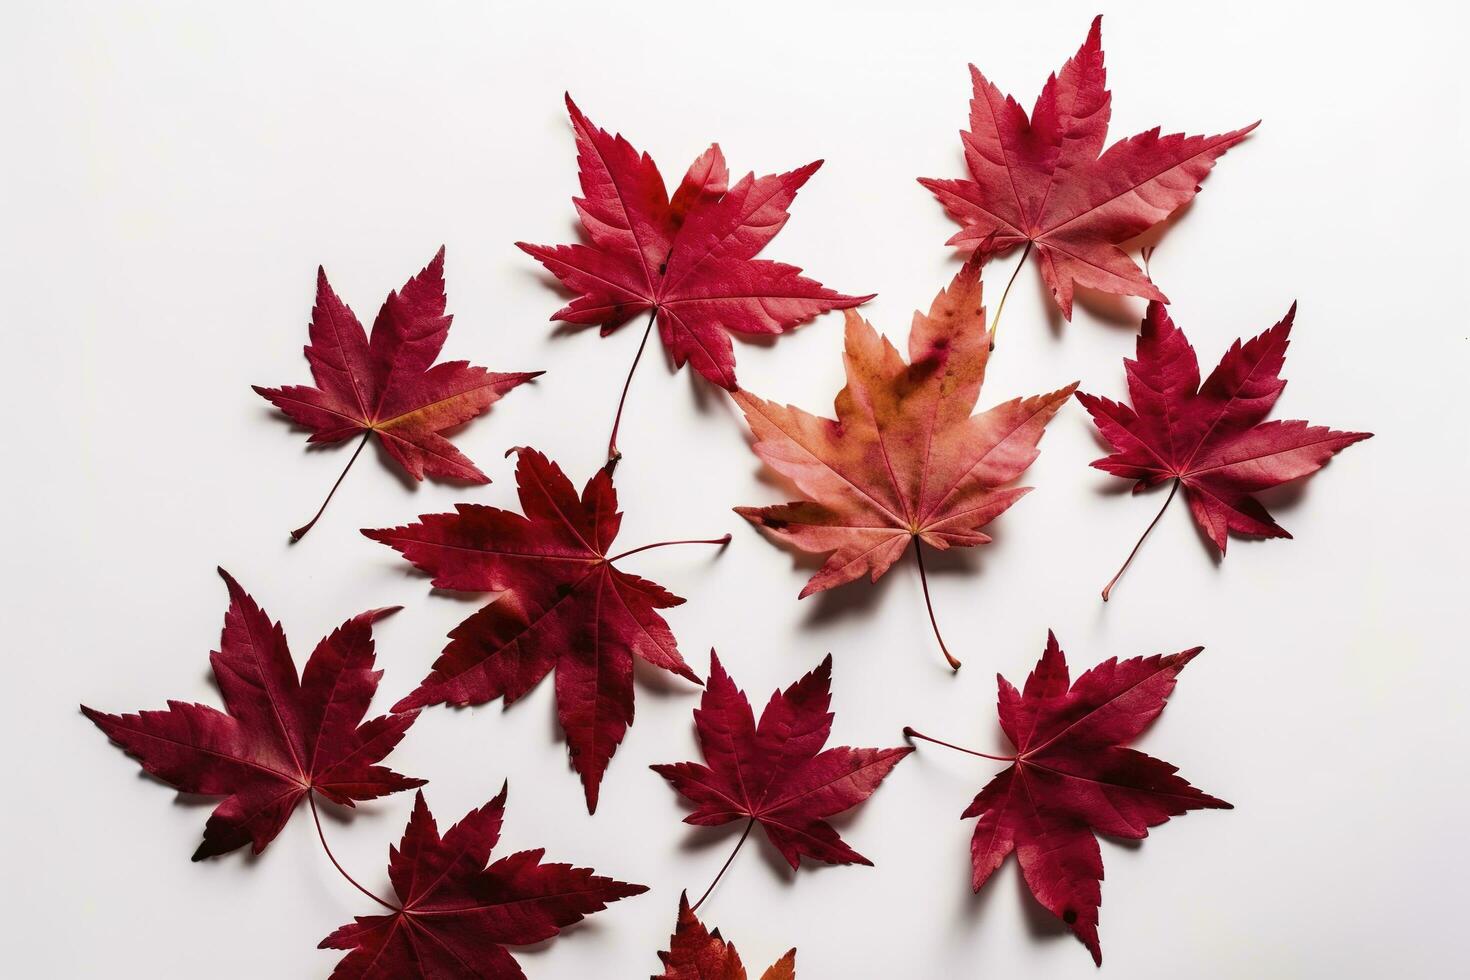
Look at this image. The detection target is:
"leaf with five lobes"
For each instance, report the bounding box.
[656,893,796,980]
[652,652,910,888]
[365,447,729,813]
[254,247,541,538]
[1076,300,1372,599]
[518,95,872,463]
[919,16,1256,319]
[82,569,424,860]
[733,261,1075,667]
[320,788,645,979]
[906,632,1230,965]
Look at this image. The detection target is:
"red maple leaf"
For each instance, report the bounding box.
[518,95,872,464]
[81,569,424,860]
[919,16,1256,320]
[1076,301,1372,598]
[732,263,1075,667]
[652,653,910,905]
[364,447,729,813]
[320,787,645,979]
[905,632,1229,965]
[656,893,796,980]
[254,247,541,538]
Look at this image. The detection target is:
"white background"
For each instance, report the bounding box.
[4,1,1467,976]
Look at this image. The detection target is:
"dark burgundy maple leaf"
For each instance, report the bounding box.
[920,16,1256,323]
[656,893,796,980]
[652,652,910,907]
[1076,301,1372,598]
[364,447,729,813]
[518,94,872,463]
[906,632,1229,964]
[255,247,541,538]
[82,568,424,860]
[320,787,645,979]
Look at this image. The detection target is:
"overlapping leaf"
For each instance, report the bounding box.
[919,16,1256,318]
[733,262,1074,664]
[518,95,870,390]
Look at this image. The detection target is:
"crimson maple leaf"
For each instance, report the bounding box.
[652,652,910,904]
[733,263,1075,667]
[919,16,1256,319]
[1076,301,1372,598]
[905,632,1229,965]
[254,247,541,539]
[656,893,796,980]
[364,447,729,813]
[320,787,645,979]
[517,95,872,463]
[81,569,424,860]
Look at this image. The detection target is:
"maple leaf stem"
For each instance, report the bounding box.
[988,241,1033,351]
[913,537,960,670]
[1102,478,1180,601]
[290,431,371,541]
[607,533,732,564]
[902,726,1015,763]
[308,792,398,912]
[690,818,754,914]
[606,307,658,470]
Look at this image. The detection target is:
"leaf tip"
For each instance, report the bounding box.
[1174,645,1205,668]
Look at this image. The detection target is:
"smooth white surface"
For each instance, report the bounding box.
[4,1,1467,976]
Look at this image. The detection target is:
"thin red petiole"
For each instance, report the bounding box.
[606,307,659,470]
[902,727,1016,763]
[1101,478,1180,602]
[987,240,1033,351]
[308,792,397,912]
[607,533,731,564]
[291,431,371,541]
[690,818,754,914]
[913,537,960,670]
